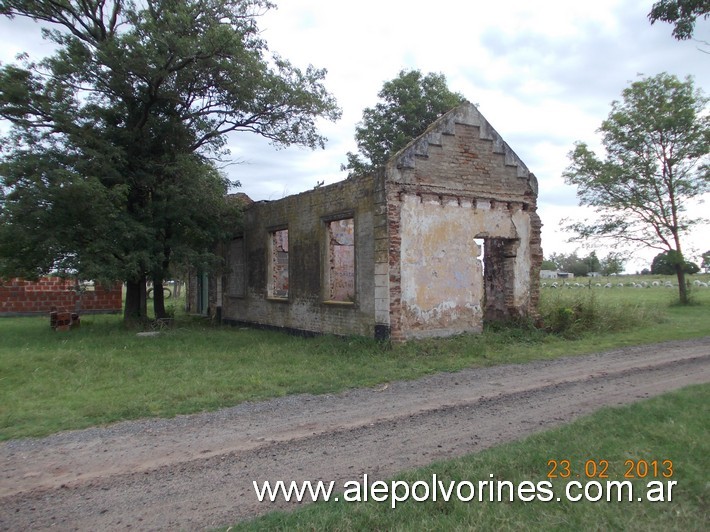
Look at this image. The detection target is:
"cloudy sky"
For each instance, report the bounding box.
[1,0,708,270]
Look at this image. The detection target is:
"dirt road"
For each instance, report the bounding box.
[1,338,708,530]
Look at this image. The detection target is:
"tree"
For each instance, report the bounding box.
[546,252,576,273]
[545,253,565,271]
[342,69,465,177]
[652,250,682,274]
[545,250,625,276]
[702,250,710,272]
[564,73,710,303]
[564,73,709,304]
[686,261,701,274]
[599,252,626,276]
[0,0,341,322]
[544,251,596,277]
[585,251,601,275]
[540,259,557,271]
[648,0,710,40]
[651,251,700,274]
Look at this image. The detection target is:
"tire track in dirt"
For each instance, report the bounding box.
[1,338,708,530]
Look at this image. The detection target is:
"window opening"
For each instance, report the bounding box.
[269,229,289,298]
[482,238,520,322]
[326,218,355,302]
[474,238,485,276]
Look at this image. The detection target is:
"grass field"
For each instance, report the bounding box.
[1,275,708,529]
[0,274,709,440]
[230,384,709,531]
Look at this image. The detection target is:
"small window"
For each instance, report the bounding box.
[326,218,355,302]
[269,228,289,299]
[228,237,245,297]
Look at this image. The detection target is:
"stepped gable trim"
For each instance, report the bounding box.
[386,101,538,194]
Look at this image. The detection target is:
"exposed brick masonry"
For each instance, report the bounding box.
[202,101,541,341]
[0,277,122,316]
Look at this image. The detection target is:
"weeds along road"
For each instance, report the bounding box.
[1,338,709,530]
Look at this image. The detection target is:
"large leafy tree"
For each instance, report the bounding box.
[648,0,710,40]
[342,69,465,177]
[544,251,602,278]
[564,73,709,304]
[651,251,700,274]
[701,250,710,272]
[0,0,341,322]
[544,250,625,276]
[599,252,626,276]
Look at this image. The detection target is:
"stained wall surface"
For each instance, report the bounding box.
[210,101,541,342]
[385,102,542,341]
[219,173,387,338]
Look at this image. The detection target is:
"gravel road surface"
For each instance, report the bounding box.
[1,337,708,530]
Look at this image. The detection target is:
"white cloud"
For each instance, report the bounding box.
[1,0,708,270]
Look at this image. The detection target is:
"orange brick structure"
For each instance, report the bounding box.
[0,277,123,316]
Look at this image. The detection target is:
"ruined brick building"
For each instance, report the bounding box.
[189,102,542,341]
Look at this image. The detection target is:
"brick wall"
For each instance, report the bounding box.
[385,103,542,340]
[0,278,123,316]
[220,173,387,338]
[210,101,541,342]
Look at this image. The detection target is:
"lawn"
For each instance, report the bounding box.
[230,383,709,531]
[0,274,709,440]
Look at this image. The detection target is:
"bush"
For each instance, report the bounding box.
[540,290,663,338]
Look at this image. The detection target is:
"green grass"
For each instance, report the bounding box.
[231,384,710,531]
[1,277,709,440]
[537,275,710,343]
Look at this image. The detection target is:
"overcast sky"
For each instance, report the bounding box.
[1,0,708,271]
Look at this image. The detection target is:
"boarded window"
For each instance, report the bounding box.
[228,237,245,297]
[326,218,355,302]
[269,229,289,299]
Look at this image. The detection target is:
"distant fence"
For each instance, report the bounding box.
[0,277,123,316]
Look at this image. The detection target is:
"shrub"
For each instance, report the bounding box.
[540,290,663,338]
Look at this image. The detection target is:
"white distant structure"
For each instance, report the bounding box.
[539,270,574,279]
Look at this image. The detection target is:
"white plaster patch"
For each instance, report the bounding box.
[397,192,536,335]
[511,210,532,307]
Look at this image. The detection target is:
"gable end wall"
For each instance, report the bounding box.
[385,104,542,341]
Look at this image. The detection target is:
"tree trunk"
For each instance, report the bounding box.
[124,277,148,323]
[153,276,166,319]
[671,234,688,305]
[675,264,688,304]
[153,250,171,320]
